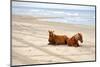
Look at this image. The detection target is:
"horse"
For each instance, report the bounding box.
[66,33,83,47]
[48,30,68,45]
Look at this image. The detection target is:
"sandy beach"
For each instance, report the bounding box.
[12,15,95,66]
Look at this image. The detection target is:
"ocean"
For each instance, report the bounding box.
[12,1,96,25]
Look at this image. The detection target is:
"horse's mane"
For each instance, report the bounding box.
[71,33,82,41]
[78,33,82,39]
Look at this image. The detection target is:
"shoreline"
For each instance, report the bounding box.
[12,14,95,27]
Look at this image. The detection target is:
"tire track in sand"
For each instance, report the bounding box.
[13,36,74,62]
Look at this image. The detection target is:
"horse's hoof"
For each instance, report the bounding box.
[74,45,80,47]
[48,43,51,45]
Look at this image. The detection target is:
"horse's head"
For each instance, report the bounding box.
[48,30,54,37]
[75,33,83,43]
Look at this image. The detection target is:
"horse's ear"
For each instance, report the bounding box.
[49,30,54,33]
[78,33,80,34]
[48,30,50,32]
[78,32,82,35]
[78,33,82,37]
[52,30,54,32]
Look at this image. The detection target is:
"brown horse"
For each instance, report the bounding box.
[48,30,68,45]
[67,33,83,47]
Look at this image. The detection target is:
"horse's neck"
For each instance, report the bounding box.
[70,35,78,41]
[71,36,75,40]
[53,34,56,37]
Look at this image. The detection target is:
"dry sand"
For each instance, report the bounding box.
[12,15,95,66]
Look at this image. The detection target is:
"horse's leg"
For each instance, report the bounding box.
[48,40,55,45]
[67,40,72,46]
[55,42,59,45]
[74,42,80,47]
[55,40,61,45]
[77,42,80,46]
[48,42,52,45]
